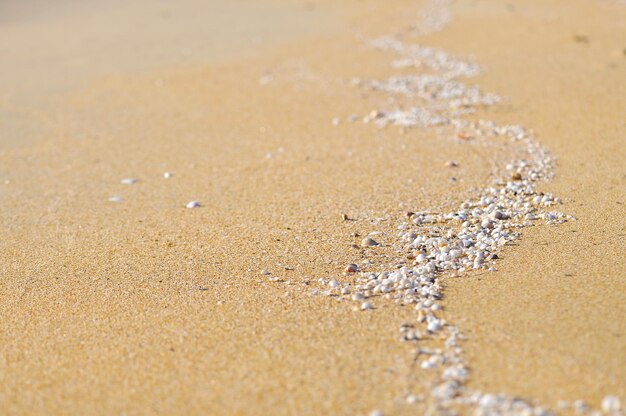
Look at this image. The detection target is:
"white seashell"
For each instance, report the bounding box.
[351,293,364,301]
[601,396,621,413]
[361,237,380,247]
[573,400,588,413]
[406,394,423,404]
[361,301,374,311]
[427,320,442,332]
[479,394,498,408]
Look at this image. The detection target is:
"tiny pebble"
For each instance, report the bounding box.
[601,396,621,413]
[573,400,588,413]
[344,264,359,273]
[120,178,138,185]
[361,301,374,310]
[163,172,173,178]
[406,394,423,404]
[361,237,379,247]
[480,394,498,408]
[108,196,123,203]
[186,201,201,209]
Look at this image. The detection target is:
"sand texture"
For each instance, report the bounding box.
[0,0,624,414]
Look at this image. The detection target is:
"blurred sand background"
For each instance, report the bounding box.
[0,0,624,414]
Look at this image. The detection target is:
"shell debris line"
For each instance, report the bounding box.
[266,0,621,415]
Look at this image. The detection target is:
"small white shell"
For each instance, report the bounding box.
[361,237,379,247]
[360,301,374,310]
[601,396,621,413]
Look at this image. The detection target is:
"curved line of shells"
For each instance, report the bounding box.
[270,1,622,415]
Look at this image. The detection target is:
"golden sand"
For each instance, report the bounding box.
[441,0,626,407]
[0,0,624,414]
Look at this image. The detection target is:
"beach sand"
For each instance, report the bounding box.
[0,0,624,414]
[441,0,626,406]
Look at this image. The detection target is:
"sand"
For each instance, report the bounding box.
[440,0,626,406]
[0,0,624,414]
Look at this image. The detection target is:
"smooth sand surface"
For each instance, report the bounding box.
[0,0,624,414]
